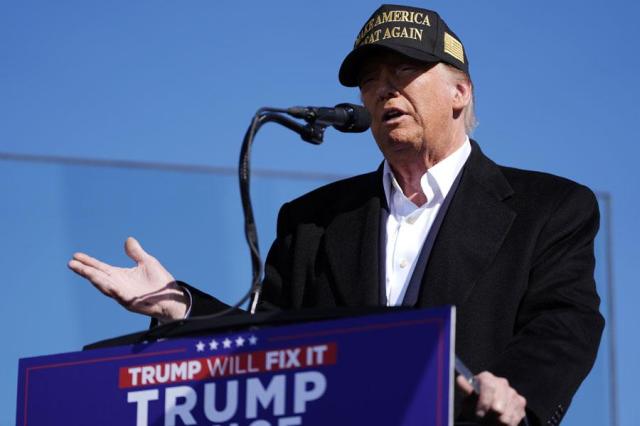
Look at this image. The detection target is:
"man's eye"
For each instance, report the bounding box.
[359,76,376,87]
[398,65,417,73]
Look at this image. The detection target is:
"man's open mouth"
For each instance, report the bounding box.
[382,108,406,122]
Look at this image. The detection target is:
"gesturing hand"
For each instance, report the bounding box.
[457,371,527,426]
[68,237,188,322]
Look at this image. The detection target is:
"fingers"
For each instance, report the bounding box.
[476,372,505,415]
[67,258,114,297]
[456,374,475,395]
[71,252,112,274]
[67,240,180,319]
[124,237,148,264]
[500,391,526,425]
[469,371,527,426]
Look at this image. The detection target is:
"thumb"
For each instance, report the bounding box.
[125,236,149,264]
[456,374,475,396]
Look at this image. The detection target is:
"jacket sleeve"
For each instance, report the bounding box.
[490,184,605,425]
[157,201,296,327]
[260,201,295,311]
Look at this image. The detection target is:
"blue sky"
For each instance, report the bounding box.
[1,1,639,424]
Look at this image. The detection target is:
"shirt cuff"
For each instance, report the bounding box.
[181,285,193,319]
[157,285,192,325]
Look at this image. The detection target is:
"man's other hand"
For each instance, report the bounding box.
[457,371,527,425]
[68,237,188,322]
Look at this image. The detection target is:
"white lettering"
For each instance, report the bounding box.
[246,375,286,418]
[165,386,197,426]
[127,389,159,426]
[313,345,328,364]
[247,354,259,373]
[204,381,239,422]
[279,416,302,425]
[294,371,326,414]
[156,364,170,383]
[285,349,301,368]
[141,366,155,385]
[171,362,187,381]
[208,357,229,376]
[128,367,142,386]
[188,360,202,379]
[265,351,279,370]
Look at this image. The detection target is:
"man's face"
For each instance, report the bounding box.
[358,52,460,166]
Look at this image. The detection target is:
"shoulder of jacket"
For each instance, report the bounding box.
[498,165,597,210]
[280,170,381,223]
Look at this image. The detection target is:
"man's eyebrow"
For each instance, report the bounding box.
[356,68,376,85]
[359,64,380,77]
[359,69,375,78]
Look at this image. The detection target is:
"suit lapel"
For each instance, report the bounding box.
[320,141,515,309]
[418,141,516,308]
[323,170,385,307]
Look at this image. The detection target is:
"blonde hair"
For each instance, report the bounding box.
[444,64,478,135]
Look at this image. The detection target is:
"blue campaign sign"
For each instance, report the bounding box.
[16,307,454,426]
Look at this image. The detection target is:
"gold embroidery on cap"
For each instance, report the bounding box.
[444,32,464,63]
[355,10,432,47]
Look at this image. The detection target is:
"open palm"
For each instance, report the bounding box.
[68,237,188,321]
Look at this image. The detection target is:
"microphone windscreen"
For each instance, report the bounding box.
[334,103,371,133]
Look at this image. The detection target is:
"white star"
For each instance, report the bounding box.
[209,339,219,351]
[195,341,205,352]
[222,338,232,349]
[235,336,245,347]
[249,335,258,345]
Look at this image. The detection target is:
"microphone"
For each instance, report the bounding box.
[287,103,371,133]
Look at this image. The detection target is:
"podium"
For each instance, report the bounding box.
[17,307,455,426]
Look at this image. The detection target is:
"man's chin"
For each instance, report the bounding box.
[387,136,421,152]
[380,141,422,164]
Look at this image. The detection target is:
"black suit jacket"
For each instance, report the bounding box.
[189,141,603,425]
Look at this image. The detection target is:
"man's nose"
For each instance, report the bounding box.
[375,67,398,101]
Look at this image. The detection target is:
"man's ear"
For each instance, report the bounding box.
[452,79,472,112]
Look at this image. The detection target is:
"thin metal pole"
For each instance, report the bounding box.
[0,151,346,182]
[593,191,619,426]
[602,193,618,426]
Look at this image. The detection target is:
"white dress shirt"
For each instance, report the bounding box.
[382,138,471,306]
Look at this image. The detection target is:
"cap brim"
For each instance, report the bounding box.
[339,43,441,87]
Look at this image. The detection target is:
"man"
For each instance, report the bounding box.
[68,5,603,425]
